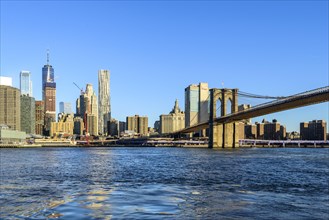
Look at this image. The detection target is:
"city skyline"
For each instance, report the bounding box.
[1,1,328,131]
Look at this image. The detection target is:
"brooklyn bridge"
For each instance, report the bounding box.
[171,86,329,148]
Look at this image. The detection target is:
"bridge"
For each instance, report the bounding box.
[172,86,329,148]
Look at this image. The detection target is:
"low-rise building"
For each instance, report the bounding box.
[50,113,74,137]
[0,125,26,144]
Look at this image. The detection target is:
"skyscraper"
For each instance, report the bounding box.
[20,71,33,96]
[42,51,56,135]
[185,84,199,128]
[98,69,111,135]
[20,95,35,134]
[76,84,98,135]
[35,101,44,135]
[59,102,72,114]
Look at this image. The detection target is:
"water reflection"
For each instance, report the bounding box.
[0,147,328,219]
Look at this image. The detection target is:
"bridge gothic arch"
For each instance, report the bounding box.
[209,88,239,148]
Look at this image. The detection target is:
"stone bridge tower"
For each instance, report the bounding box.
[209,88,239,148]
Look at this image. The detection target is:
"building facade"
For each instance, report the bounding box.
[108,118,119,136]
[126,115,148,136]
[50,113,74,137]
[35,101,44,135]
[185,84,199,127]
[0,85,21,131]
[160,99,185,134]
[300,120,327,140]
[20,95,35,134]
[87,114,98,136]
[73,117,84,135]
[59,102,72,114]
[76,84,98,136]
[42,52,56,135]
[20,71,33,96]
[0,125,26,144]
[98,70,111,135]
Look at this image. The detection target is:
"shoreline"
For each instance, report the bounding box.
[0,144,328,148]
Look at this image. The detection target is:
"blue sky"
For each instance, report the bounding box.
[1,0,328,132]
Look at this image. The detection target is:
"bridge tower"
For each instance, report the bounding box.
[209,88,239,148]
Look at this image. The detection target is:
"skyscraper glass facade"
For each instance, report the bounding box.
[20,71,32,96]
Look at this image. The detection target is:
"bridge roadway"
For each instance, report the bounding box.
[174,86,329,134]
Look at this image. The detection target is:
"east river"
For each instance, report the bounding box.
[0,147,328,219]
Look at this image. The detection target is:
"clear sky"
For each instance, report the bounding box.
[1,0,328,132]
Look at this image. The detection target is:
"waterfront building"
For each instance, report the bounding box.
[0,125,26,144]
[160,99,185,134]
[42,51,56,135]
[264,119,286,140]
[108,118,119,136]
[98,69,111,135]
[126,115,148,136]
[73,117,84,135]
[59,102,72,114]
[198,82,209,124]
[300,120,327,140]
[0,76,13,86]
[119,121,126,135]
[154,120,160,133]
[245,124,257,139]
[20,95,35,134]
[20,71,33,96]
[138,116,148,136]
[185,84,200,127]
[256,121,265,139]
[87,114,98,136]
[50,113,74,137]
[35,101,44,135]
[0,85,21,131]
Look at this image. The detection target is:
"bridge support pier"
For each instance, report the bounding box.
[209,88,239,148]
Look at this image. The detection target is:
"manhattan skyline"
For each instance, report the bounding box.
[1,1,328,132]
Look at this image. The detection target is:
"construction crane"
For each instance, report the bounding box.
[73,82,85,95]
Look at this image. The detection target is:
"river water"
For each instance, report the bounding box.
[0,147,328,219]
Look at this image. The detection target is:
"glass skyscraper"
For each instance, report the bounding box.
[98,69,111,135]
[59,102,72,114]
[42,51,56,135]
[20,71,33,96]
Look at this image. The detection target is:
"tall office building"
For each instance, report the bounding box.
[185,82,209,136]
[185,84,199,127]
[20,71,33,96]
[35,101,44,135]
[198,82,209,123]
[59,102,72,114]
[76,84,98,135]
[0,85,21,131]
[20,95,35,134]
[98,69,111,135]
[42,51,56,135]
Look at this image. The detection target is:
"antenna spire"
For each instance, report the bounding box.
[47,49,50,65]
